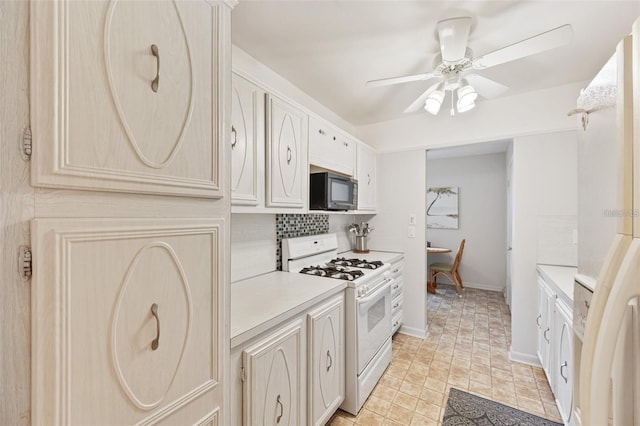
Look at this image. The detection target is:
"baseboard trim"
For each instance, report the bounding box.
[509,348,542,367]
[398,325,427,339]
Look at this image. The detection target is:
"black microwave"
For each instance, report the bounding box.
[309,172,357,211]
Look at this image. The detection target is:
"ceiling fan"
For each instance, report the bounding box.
[366,17,573,116]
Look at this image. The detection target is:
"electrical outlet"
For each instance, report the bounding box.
[409,214,416,225]
[408,226,416,238]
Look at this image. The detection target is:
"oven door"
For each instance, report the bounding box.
[356,279,391,374]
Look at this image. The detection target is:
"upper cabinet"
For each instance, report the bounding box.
[31,1,224,198]
[309,116,355,177]
[231,73,265,206]
[266,94,308,208]
[356,143,377,211]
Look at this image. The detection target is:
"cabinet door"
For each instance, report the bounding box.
[307,295,345,426]
[356,143,377,211]
[555,302,573,424]
[231,73,264,206]
[243,319,304,426]
[31,0,223,198]
[309,117,355,176]
[31,218,224,425]
[266,95,307,208]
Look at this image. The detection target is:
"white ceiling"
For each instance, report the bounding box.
[232,1,640,126]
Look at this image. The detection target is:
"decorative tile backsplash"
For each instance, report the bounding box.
[276,213,329,270]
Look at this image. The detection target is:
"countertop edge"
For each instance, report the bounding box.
[536,264,577,306]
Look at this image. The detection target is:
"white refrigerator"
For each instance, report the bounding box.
[575,19,639,426]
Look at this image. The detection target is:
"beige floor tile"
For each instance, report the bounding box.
[399,379,422,397]
[544,401,562,419]
[419,387,444,406]
[404,371,426,386]
[355,409,385,425]
[469,370,491,384]
[515,384,541,400]
[410,413,438,426]
[386,404,414,425]
[372,384,398,403]
[469,380,493,398]
[328,415,355,425]
[365,396,392,416]
[394,392,419,411]
[379,375,402,390]
[517,396,546,416]
[414,400,441,421]
[424,377,447,393]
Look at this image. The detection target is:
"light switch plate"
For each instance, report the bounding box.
[409,214,417,225]
[408,226,416,238]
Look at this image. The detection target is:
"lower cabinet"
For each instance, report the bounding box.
[389,258,404,334]
[307,296,345,426]
[232,293,345,425]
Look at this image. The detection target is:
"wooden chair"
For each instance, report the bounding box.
[428,239,465,295]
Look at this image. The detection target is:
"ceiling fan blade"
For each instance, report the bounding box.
[465,74,509,99]
[404,82,441,113]
[366,72,435,88]
[472,24,573,70]
[437,17,472,64]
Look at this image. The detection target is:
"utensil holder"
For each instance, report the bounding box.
[354,235,369,253]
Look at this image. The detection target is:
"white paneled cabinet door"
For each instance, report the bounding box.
[307,294,345,426]
[555,301,573,424]
[31,219,223,425]
[308,117,355,176]
[243,319,304,426]
[231,73,264,206]
[31,0,223,198]
[266,95,307,208]
[356,143,377,211]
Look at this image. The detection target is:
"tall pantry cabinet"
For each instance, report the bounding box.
[28,1,235,424]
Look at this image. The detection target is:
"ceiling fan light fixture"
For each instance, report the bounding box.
[424,89,445,115]
[456,99,476,113]
[457,82,478,108]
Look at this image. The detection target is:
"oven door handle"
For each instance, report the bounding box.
[358,280,391,313]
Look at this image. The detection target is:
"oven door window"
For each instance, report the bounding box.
[368,297,386,332]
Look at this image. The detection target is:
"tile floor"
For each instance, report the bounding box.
[329,285,563,425]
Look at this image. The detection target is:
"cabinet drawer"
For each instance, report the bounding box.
[392,296,403,318]
[390,278,403,300]
[389,262,403,280]
[32,218,223,425]
[392,313,402,334]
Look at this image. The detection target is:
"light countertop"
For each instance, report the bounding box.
[537,264,577,306]
[338,250,404,264]
[231,271,346,348]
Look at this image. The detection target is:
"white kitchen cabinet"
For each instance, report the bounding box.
[266,94,308,208]
[389,258,404,334]
[309,116,355,177]
[537,277,556,387]
[231,73,265,206]
[31,0,224,198]
[307,294,345,426]
[356,143,377,211]
[32,218,224,425]
[554,299,574,425]
[243,319,305,426]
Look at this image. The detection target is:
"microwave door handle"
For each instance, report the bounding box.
[358,280,390,313]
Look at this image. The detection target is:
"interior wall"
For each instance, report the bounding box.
[510,130,578,364]
[231,214,276,282]
[367,150,427,338]
[356,81,585,154]
[426,153,507,292]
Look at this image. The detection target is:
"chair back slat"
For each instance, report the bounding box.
[452,239,466,271]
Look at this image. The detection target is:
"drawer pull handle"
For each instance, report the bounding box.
[276,394,283,423]
[536,314,541,326]
[326,350,333,372]
[231,126,237,149]
[286,146,292,164]
[367,173,371,185]
[150,303,160,350]
[543,327,550,343]
[151,44,160,92]
[560,361,568,383]
[584,300,590,309]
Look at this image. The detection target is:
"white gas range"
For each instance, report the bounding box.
[282,233,393,415]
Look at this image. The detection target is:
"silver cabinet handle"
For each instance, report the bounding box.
[326,350,332,372]
[543,327,550,343]
[231,126,237,150]
[286,146,292,164]
[367,173,371,185]
[560,361,568,383]
[151,44,160,92]
[150,303,160,350]
[276,394,283,423]
[536,314,542,326]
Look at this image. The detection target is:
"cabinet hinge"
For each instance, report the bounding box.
[22,127,32,160]
[240,366,245,383]
[19,246,32,281]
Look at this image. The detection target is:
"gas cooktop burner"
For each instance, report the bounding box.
[299,265,365,281]
[329,257,384,269]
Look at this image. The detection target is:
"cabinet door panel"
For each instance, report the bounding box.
[31,1,222,197]
[243,319,303,426]
[308,295,344,426]
[266,95,307,208]
[356,144,377,211]
[231,74,264,205]
[32,218,223,425]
